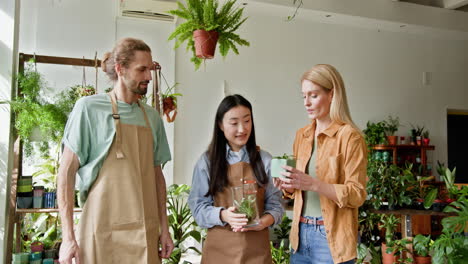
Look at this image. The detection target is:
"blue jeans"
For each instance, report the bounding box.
[290,217,355,264]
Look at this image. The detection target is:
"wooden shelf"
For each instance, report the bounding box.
[372,144,435,151]
[370,208,456,216]
[16,208,82,213]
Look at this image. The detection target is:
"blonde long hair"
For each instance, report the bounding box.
[301,64,360,132]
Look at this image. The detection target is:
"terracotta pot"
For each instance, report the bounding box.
[386,135,398,145]
[31,241,44,252]
[381,243,399,264]
[422,138,430,145]
[193,29,219,59]
[414,255,431,264]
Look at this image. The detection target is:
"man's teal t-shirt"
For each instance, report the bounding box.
[62,93,171,204]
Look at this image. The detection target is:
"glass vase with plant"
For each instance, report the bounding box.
[231,183,259,227]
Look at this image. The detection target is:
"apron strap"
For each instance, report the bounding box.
[108,91,125,159]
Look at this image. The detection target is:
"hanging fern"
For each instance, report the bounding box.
[168,0,250,70]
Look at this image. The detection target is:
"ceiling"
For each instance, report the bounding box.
[399,0,468,11]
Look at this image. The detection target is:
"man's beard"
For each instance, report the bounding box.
[125,78,148,95]
[130,82,148,95]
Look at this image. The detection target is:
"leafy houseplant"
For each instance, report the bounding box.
[383,115,400,145]
[379,214,412,264]
[413,234,433,263]
[410,124,424,145]
[437,161,458,202]
[272,214,292,248]
[168,0,250,70]
[422,130,430,145]
[363,121,387,148]
[270,240,290,264]
[161,83,182,123]
[366,161,416,210]
[235,196,256,222]
[165,184,202,264]
[430,196,468,264]
[2,61,68,157]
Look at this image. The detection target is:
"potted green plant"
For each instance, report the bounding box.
[410,124,424,146]
[232,183,259,227]
[430,195,468,264]
[378,214,400,264]
[161,83,182,123]
[1,61,68,157]
[422,130,430,145]
[270,240,290,264]
[271,154,296,178]
[363,121,387,148]
[165,184,202,264]
[272,214,292,248]
[366,162,416,210]
[383,115,400,145]
[413,234,433,264]
[168,0,250,70]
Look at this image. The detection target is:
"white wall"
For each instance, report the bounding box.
[18,0,176,183]
[0,0,19,260]
[173,2,468,184]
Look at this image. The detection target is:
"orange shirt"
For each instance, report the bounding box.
[288,121,367,263]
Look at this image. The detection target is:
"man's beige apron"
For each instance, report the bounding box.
[77,92,160,264]
[201,162,272,264]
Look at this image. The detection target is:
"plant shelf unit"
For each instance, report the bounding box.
[372,144,435,175]
[5,53,101,264]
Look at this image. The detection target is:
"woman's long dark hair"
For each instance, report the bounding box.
[205,94,268,197]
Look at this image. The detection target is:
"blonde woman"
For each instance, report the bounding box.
[277,64,367,264]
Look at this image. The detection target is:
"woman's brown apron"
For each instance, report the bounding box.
[77,92,161,264]
[201,162,272,264]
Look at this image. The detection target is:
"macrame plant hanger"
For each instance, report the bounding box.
[94,52,98,92]
[152,61,162,116]
[82,56,87,88]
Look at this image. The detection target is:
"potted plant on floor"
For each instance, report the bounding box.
[412,234,433,264]
[168,0,250,70]
[379,214,400,264]
[165,184,203,264]
[383,115,400,145]
[270,240,290,264]
[430,192,468,264]
[272,214,292,248]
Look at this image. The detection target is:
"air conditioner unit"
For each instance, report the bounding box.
[120,0,177,22]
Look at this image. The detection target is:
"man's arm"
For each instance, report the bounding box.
[154,166,174,259]
[57,146,81,264]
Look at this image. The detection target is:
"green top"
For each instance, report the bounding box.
[62,93,171,203]
[302,139,322,217]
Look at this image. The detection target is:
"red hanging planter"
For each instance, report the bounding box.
[193,29,219,59]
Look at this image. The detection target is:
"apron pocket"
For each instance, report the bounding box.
[111,220,147,263]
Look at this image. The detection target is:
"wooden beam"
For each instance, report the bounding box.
[20,53,101,68]
[443,0,468,9]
